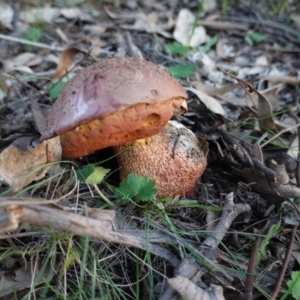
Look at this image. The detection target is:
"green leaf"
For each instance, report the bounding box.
[23,27,43,51]
[245,35,253,46]
[166,64,194,79]
[256,221,281,265]
[245,32,266,46]
[114,173,157,203]
[287,271,300,300]
[164,42,189,56]
[199,36,218,53]
[76,164,110,185]
[48,82,67,100]
[23,27,43,42]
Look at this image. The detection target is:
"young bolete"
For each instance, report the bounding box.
[40,56,208,197]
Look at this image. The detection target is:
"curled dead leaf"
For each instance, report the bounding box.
[242,167,300,203]
[0,137,61,193]
[168,276,225,300]
[256,90,275,130]
[52,48,90,79]
[0,73,9,103]
[186,86,226,116]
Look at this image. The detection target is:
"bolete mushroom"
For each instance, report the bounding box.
[40,56,208,197]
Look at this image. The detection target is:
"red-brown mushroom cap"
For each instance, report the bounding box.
[40,56,187,158]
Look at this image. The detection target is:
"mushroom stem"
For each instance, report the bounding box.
[114,121,208,198]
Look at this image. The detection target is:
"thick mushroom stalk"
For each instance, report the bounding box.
[114,121,208,198]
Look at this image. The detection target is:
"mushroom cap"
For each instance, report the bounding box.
[40,56,187,158]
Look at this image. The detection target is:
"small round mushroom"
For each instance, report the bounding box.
[41,56,208,197]
[115,120,208,198]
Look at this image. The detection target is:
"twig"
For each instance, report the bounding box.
[260,123,300,149]
[159,193,251,300]
[0,202,179,267]
[0,33,65,51]
[0,231,46,240]
[202,192,251,251]
[288,110,300,188]
[270,225,297,300]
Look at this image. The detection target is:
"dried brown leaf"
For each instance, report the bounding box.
[0,73,9,102]
[265,75,300,86]
[168,276,225,300]
[0,137,61,193]
[251,132,268,162]
[3,52,42,73]
[0,259,54,299]
[192,81,240,97]
[31,99,47,133]
[256,91,275,130]
[186,87,226,116]
[242,168,300,202]
[52,48,89,79]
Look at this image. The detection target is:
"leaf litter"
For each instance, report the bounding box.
[0,1,300,299]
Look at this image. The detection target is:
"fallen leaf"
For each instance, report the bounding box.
[20,5,60,24]
[242,168,300,202]
[188,51,224,84]
[0,137,61,193]
[216,38,235,58]
[287,136,299,160]
[120,12,172,38]
[3,52,43,73]
[0,73,9,103]
[265,75,300,86]
[168,276,225,300]
[251,132,268,162]
[173,9,208,47]
[52,48,89,79]
[192,81,240,97]
[0,3,13,30]
[256,91,275,130]
[56,27,70,44]
[60,7,93,22]
[186,86,226,116]
[31,99,47,133]
[202,0,217,12]
[0,259,55,299]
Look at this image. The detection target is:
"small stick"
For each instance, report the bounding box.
[270,225,297,300]
[0,33,65,51]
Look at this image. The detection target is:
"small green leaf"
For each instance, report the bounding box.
[23,27,43,44]
[48,82,67,100]
[76,164,110,185]
[287,271,300,300]
[164,42,188,56]
[245,32,266,46]
[245,35,253,46]
[199,36,218,53]
[256,221,281,265]
[249,32,266,42]
[23,27,43,51]
[114,173,157,203]
[166,64,194,79]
